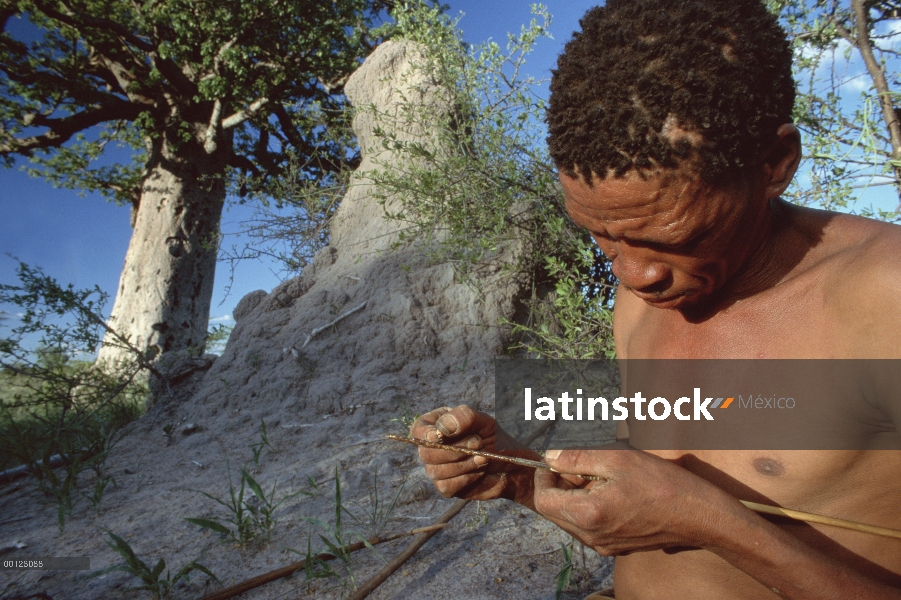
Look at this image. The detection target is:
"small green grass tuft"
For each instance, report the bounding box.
[249,418,274,465]
[555,538,575,599]
[186,461,303,545]
[88,531,218,599]
[342,466,406,539]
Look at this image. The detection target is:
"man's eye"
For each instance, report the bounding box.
[660,237,701,253]
[658,242,683,251]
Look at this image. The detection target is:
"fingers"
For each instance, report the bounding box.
[409,405,505,501]
[434,405,497,441]
[419,437,499,500]
[435,471,509,501]
[425,452,488,480]
[410,406,453,440]
[543,443,630,479]
[533,467,584,493]
[416,434,487,467]
[411,404,497,447]
[432,472,485,498]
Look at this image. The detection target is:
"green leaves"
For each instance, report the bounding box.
[293,466,362,591]
[341,466,406,539]
[88,530,219,599]
[2,0,423,203]
[365,3,617,359]
[554,539,574,599]
[183,517,231,535]
[0,262,146,529]
[185,461,301,545]
[248,417,273,464]
[768,0,901,218]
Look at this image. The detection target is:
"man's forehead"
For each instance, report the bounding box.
[559,168,691,213]
[559,167,725,243]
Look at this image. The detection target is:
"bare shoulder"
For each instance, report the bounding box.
[819,212,901,358]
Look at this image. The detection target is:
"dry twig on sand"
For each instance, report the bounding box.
[198,524,447,600]
[302,302,367,348]
[344,499,469,600]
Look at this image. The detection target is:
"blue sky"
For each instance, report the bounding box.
[1,1,897,350]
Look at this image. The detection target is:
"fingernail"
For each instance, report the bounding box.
[545,449,561,461]
[436,414,459,436]
[473,456,488,466]
[426,429,444,443]
[462,434,481,449]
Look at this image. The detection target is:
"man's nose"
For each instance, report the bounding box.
[611,253,671,292]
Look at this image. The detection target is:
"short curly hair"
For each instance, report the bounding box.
[547,0,795,184]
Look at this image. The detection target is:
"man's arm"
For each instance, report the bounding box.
[533,448,901,600]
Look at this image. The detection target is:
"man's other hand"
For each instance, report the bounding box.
[410,404,540,507]
[534,445,744,556]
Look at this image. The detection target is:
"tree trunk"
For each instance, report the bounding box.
[96,145,227,367]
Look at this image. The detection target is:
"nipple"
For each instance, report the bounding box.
[753,457,786,477]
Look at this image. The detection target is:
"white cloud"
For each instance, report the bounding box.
[841,75,870,92]
[876,18,901,38]
[209,314,234,324]
[796,38,852,61]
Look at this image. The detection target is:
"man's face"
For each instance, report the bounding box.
[560,168,767,310]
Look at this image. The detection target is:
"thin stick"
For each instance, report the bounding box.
[344,425,557,600]
[741,501,901,540]
[199,523,446,600]
[386,435,605,480]
[388,436,901,541]
[343,498,469,600]
[302,301,367,347]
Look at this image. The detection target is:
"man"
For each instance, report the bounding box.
[412,1,901,598]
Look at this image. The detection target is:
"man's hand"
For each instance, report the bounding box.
[410,405,541,507]
[533,445,745,555]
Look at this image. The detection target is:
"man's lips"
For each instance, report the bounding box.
[628,288,695,306]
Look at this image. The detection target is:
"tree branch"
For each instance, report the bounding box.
[87,48,155,106]
[270,101,356,173]
[147,53,199,99]
[849,0,901,206]
[271,102,305,148]
[44,0,156,52]
[31,0,197,100]
[0,63,132,108]
[227,153,260,177]
[0,102,140,155]
[221,97,269,129]
[212,36,238,75]
[203,99,222,154]
[833,18,858,48]
[317,72,352,94]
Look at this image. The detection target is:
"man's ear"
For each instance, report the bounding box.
[761,123,801,199]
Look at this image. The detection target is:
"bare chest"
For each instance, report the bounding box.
[618,277,901,514]
[622,279,841,359]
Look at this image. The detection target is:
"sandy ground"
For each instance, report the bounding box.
[0,403,614,600]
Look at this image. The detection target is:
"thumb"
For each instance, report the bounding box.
[545,444,628,478]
